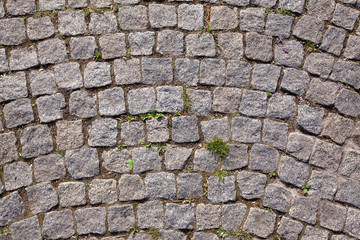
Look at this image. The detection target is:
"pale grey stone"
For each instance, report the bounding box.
[267,93,297,120]
[99,87,126,116]
[142,57,173,84]
[330,60,360,90]
[226,60,251,87]
[320,26,346,56]
[89,11,118,35]
[58,10,86,36]
[331,4,360,30]
[237,171,267,199]
[20,124,53,159]
[221,204,247,231]
[129,31,155,56]
[0,192,25,227]
[240,7,265,32]
[84,61,111,88]
[102,149,131,174]
[262,119,288,150]
[335,177,360,208]
[239,89,267,117]
[263,184,292,213]
[69,90,97,118]
[158,230,187,240]
[249,143,279,173]
[39,0,65,10]
[178,4,203,31]
[232,116,261,143]
[307,0,336,20]
[186,33,215,57]
[193,148,219,173]
[289,196,319,225]
[58,182,86,207]
[145,172,176,200]
[56,120,84,150]
[252,64,281,92]
[146,118,169,143]
[0,18,26,46]
[297,105,324,135]
[301,226,329,240]
[9,46,38,71]
[175,58,199,86]
[278,156,309,187]
[293,15,324,43]
[321,113,354,144]
[114,58,141,85]
[70,36,98,60]
[118,6,148,30]
[65,148,100,179]
[120,121,145,146]
[243,208,276,238]
[149,4,176,28]
[193,232,218,240]
[309,139,343,172]
[38,38,68,65]
[132,147,161,173]
[26,182,58,214]
[245,32,273,62]
[265,14,294,38]
[200,58,226,86]
[222,144,248,170]
[201,117,231,142]
[172,116,199,143]
[156,86,183,113]
[339,149,360,182]
[210,6,238,30]
[128,88,156,115]
[164,147,192,171]
[68,0,87,7]
[10,216,41,240]
[188,89,212,116]
[89,119,118,147]
[6,0,36,16]
[277,217,303,240]
[165,203,195,230]
[54,62,83,90]
[320,202,347,231]
[305,78,337,106]
[308,170,337,200]
[118,174,147,201]
[0,72,27,103]
[137,201,164,229]
[42,210,75,239]
[3,98,34,128]
[34,154,66,182]
[29,70,56,97]
[99,33,126,59]
[345,208,360,239]
[274,40,304,68]
[196,204,221,230]
[27,16,54,40]
[279,0,305,13]
[0,48,8,73]
[177,173,203,199]
[37,93,66,123]
[75,207,106,235]
[89,179,117,205]
[0,132,18,165]
[90,0,112,7]
[157,30,184,55]
[304,53,334,79]
[4,162,33,191]
[218,33,243,59]
[213,88,242,113]
[207,176,236,203]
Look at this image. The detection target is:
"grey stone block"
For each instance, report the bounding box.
[213,88,242,113]
[232,116,261,143]
[278,156,309,187]
[237,171,267,199]
[129,31,155,56]
[335,177,360,208]
[39,0,65,10]
[289,196,319,225]
[0,72,27,103]
[146,117,169,143]
[138,201,164,229]
[339,149,360,182]
[301,226,329,240]
[193,148,219,173]
[27,16,54,40]
[267,93,297,120]
[243,208,276,238]
[178,4,203,31]
[10,216,41,240]
[158,230,187,240]
[245,32,273,62]
[132,147,161,173]
[99,33,126,59]
[20,124,53,159]
[68,0,87,7]
[128,87,156,115]
[344,35,360,60]
[98,87,126,116]
[265,14,294,38]
[218,33,243,59]
[0,48,8,73]
[200,58,226,86]
[172,116,199,143]
[156,86,183,113]
[89,11,117,35]
[345,208,360,239]
[102,149,131,174]
[65,148,100,179]
[193,232,218,240]
[0,132,18,165]
[277,217,303,240]
[58,182,86,207]
[239,89,268,117]
[0,192,25,227]
[4,162,33,191]
[331,4,359,30]
[121,121,145,146]
[69,90,97,118]
[29,70,57,97]
[307,0,336,20]
[263,184,292,213]
[293,15,324,43]
[221,204,247,231]
[165,203,195,230]
[58,10,86,36]
[321,113,354,144]
[226,60,251,87]
[262,119,288,150]
[38,38,68,65]
[274,40,304,68]
[252,64,281,92]
[286,132,314,162]
[309,139,342,172]
[157,30,184,55]
[297,105,324,135]
[196,204,221,230]
[88,118,118,147]
[305,78,337,106]
[3,98,34,128]
[118,6,148,30]
[308,170,337,200]
[187,89,212,116]
[304,53,334,79]
[145,172,176,200]
[186,34,215,57]
[177,173,203,199]
[201,117,231,142]
[0,18,26,46]
[75,207,106,235]
[84,62,111,88]
[37,93,66,123]
[279,0,305,13]
[320,26,346,56]
[118,174,147,201]
[207,176,236,203]
[70,36,98,60]
[54,62,83,90]
[164,147,192,171]
[56,120,84,150]
[210,6,238,30]
[249,143,279,173]
[42,210,75,239]
[9,46,38,71]
[114,58,141,85]
[222,144,248,170]
[240,8,265,32]
[175,58,199,86]
[335,89,360,118]
[320,202,347,231]
[34,154,66,182]
[252,0,275,7]
[142,57,173,84]
[90,0,112,7]
[330,60,360,90]
[149,4,176,28]
[89,179,117,205]
[6,0,36,16]
[26,182,58,214]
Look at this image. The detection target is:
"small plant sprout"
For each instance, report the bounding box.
[267,207,274,213]
[185,198,193,204]
[1,227,10,235]
[232,112,238,117]
[139,113,152,121]
[117,142,126,150]
[266,90,273,97]
[203,182,208,197]
[128,159,133,170]
[126,116,132,122]
[112,4,120,12]
[150,229,159,239]
[210,115,215,120]
[302,184,311,195]
[117,122,121,129]
[130,225,138,235]
[93,51,101,61]
[217,225,229,238]
[145,142,152,148]
[269,171,277,178]
[206,137,230,159]
[56,149,65,157]
[303,40,319,53]
[182,88,192,112]
[265,8,275,14]
[215,168,229,182]
[174,111,181,116]
[156,143,166,154]
[278,8,291,16]
[155,113,164,119]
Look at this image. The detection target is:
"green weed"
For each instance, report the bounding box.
[128,159,133,170]
[206,137,230,159]
[215,168,229,182]
[302,184,311,195]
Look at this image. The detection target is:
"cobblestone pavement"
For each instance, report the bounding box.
[0,0,359,239]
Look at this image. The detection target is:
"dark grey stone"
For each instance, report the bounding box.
[178,4,204,31]
[132,147,161,173]
[200,58,226,86]
[6,0,36,16]
[201,117,231,142]
[193,148,219,173]
[0,132,18,165]
[165,203,195,230]
[231,116,261,143]
[186,89,211,116]
[29,70,56,97]
[308,170,337,200]
[175,58,199,86]
[243,208,276,238]
[149,4,176,28]
[69,90,97,118]
[156,86,183,113]
[251,64,281,92]
[38,38,68,65]
[331,4,359,30]
[75,207,106,235]
[70,36,98,60]
[89,11,117,35]
[267,93,297,120]
[138,201,164,229]
[146,118,169,143]
[274,40,304,68]
[222,144,248,170]
[56,120,84,150]
[186,34,215,57]
[239,88,268,122]
[84,62,111,88]
[118,6,148,30]
[27,16,54,40]
[305,78,337,106]
[118,174,147,201]
[157,30,184,56]
[10,216,41,240]
[278,156,309,187]
[26,182,58,214]
[102,149,131,174]
[34,154,66,182]
[128,87,156,115]
[9,46,38,71]
[37,93,66,123]
[172,116,199,143]
[335,177,360,208]
[245,32,273,62]
[277,217,303,240]
[58,182,86,207]
[320,202,347,232]
[0,72,27,103]
[210,6,238,30]
[3,98,34,128]
[321,113,354,144]
[293,15,324,43]
[221,204,247,231]
[177,173,203,199]
[218,33,243,59]
[304,53,334,79]
[240,7,265,32]
[208,176,236,203]
[237,171,267,199]
[307,0,336,20]
[330,60,360,90]
[0,192,25,227]
[39,0,65,10]
[213,88,242,113]
[58,10,86,36]
[286,132,314,162]
[145,172,176,200]
[114,59,141,85]
[20,124,53,159]
[142,57,173,84]
[262,119,288,150]
[335,89,360,118]
[54,62,83,90]
[4,161,32,191]
[129,31,155,56]
[345,208,360,239]
[339,149,360,182]
[0,18,26,46]
[89,179,117,205]
[301,226,329,240]
[196,204,221,230]
[265,14,294,38]
[320,26,346,56]
[98,87,126,116]
[289,196,319,225]
[249,143,279,173]
[297,105,324,135]
[42,210,75,239]
[121,121,145,146]
[88,118,118,147]
[309,139,342,172]
[65,148,100,179]
[164,147,192,170]
[99,33,126,59]
[263,184,292,213]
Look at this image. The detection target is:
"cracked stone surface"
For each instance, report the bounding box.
[0,2,358,239]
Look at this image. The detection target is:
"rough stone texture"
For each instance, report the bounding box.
[335,89,360,118]
[142,57,173,84]
[243,208,276,238]
[304,53,334,79]
[99,33,126,59]
[278,156,309,187]
[34,154,66,182]
[157,30,184,56]
[345,208,360,239]
[6,0,36,16]
[240,8,265,32]
[178,4,203,31]
[20,124,53,159]
[265,14,294,38]
[252,64,280,92]
[339,149,360,182]
[165,203,195,230]
[331,4,360,31]
[118,174,147,201]
[129,31,155,56]
[89,179,117,205]
[42,210,75,239]
[146,118,169,143]
[201,117,231,141]
[222,144,248,170]
[119,121,145,146]
[65,148,100,179]
[156,86,183,113]
[137,201,164,229]
[221,204,247,231]
[307,0,336,20]
[320,26,346,56]
[158,230,187,240]
[305,78,337,106]
[309,139,342,172]
[293,15,324,43]
[114,58,141,85]
[308,170,337,200]
[29,70,56,97]
[196,204,221,230]
[186,34,215,57]
[118,6,148,30]
[210,6,238,30]
[262,119,288,150]
[37,93,66,123]
[102,149,131,174]
[0,192,25,227]
[0,18,26,46]
[9,46,39,71]
[267,93,297,120]
[58,182,86,207]
[56,120,84,150]
[297,105,324,135]
[69,90,97,118]
[38,38,68,65]
[249,143,279,173]
[239,89,267,117]
[75,207,106,235]
[177,173,203,199]
[164,147,192,170]
[274,40,304,68]
[231,116,261,143]
[175,58,199,86]
[281,68,309,95]
[331,60,360,90]
[277,217,303,240]
[200,58,226,86]
[0,132,18,165]
[58,10,86,36]
[344,35,360,60]
[245,32,273,62]
[128,87,156,115]
[70,36,98,60]
[188,89,212,116]
[172,116,199,143]
[132,147,161,173]
[301,227,329,240]
[218,33,243,59]
[3,98,34,128]
[0,48,8,73]
[207,176,236,203]
[4,161,33,191]
[26,182,58,214]
[279,0,305,13]
[320,202,347,232]
[9,216,41,240]
[289,196,319,225]
[149,4,176,28]
[263,184,292,213]
[237,171,267,199]
[226,60,251,87]
[145,172,176,200]
[54,62,83,90]
[89,12,117,35]
[0,72,27,103]
[39,0,65,10]
[27,16,54,40]
[322,113,354,144]
[84,62,111,88]
[193,148,219,173]
[335,177,360,209]
[193,232,218,240]
[98,87,126,116]
[88,118,118,147]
